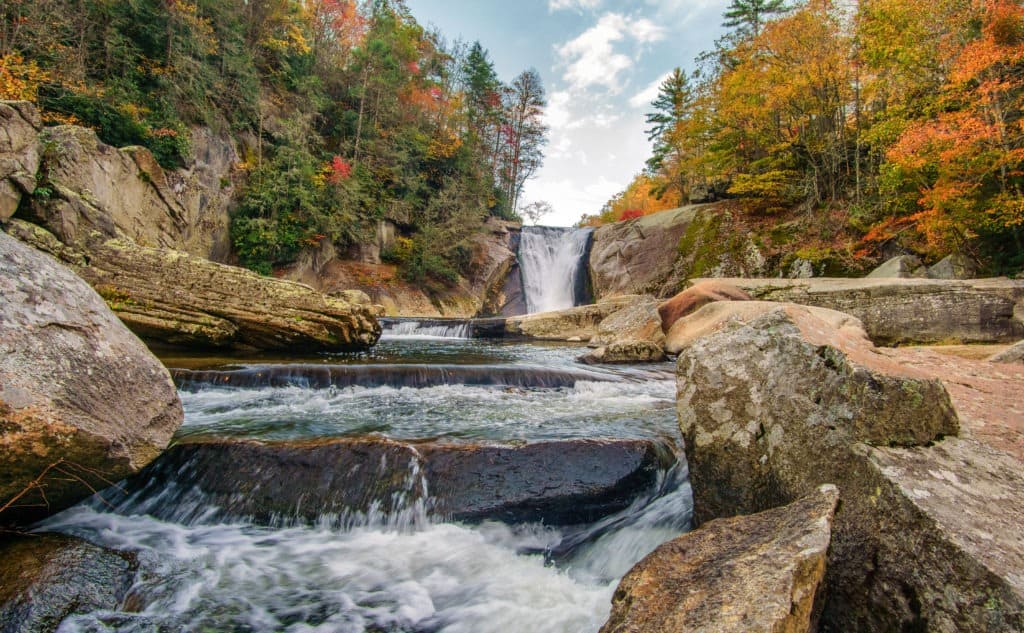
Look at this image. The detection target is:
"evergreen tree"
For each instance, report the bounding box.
[644,67,692,173]
[722,0,791,38]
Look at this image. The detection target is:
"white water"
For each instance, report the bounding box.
[381,320,471,340]
[43,463,692,633]
[39,341,692,633]
[519,227,593,314]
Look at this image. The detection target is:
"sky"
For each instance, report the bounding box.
[405,0,732,226]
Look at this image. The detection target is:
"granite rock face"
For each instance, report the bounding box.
[703,277,1024,345]
[579,297,667,363]
[675,301,1024,631]
[0,101,41,222]
[990,340,1024,363]
[0,231,182,527]
[601,485,838,633]
[23,122,235,261]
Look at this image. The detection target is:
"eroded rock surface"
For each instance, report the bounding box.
[0,231,182,527]
[580,297,667,364]
[601,485,838,633]
[991,340,1024,363]
[0,534,136,633]
[6,220,381,352]
[105,438,678,526]
[866,255,926,278]
[702,276,1024,344]
[675,301,1024,631]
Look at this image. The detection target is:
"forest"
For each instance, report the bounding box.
[585,0,1024,275]
[0,0,547,282]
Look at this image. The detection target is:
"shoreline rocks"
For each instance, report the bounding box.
[699,276,1024,345]
[1,232,182,528]
[674,300,1023,631]
[601,485,838,633]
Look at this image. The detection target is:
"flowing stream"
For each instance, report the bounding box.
[519,227,593,314]
[41,338,691,633]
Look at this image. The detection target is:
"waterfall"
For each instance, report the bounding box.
[519,226,593,314]
[380,318,472,339]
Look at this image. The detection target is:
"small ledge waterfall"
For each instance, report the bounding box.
[519,226,593,314]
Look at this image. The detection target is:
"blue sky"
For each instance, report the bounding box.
[406,0,732,226]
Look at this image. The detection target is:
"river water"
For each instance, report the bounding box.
[40,336,691,633]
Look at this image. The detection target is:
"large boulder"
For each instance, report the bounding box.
[928,253,977,279]
[675,301,1024,631]
[22,122,234,261]
[0,534,136,633]
[702,277,1024,345]
[601,485,838,633]
[103,437,678,526]
[6,220,381,352]
[865,255,926,279]
[0,101,41,222]
[580,297,667,364]
[0,231,182,527]
[658,280,751,334]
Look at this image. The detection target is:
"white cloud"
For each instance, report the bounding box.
[555,13,666,94]
[548,0,601,12]
[628,70,671,109]
[544,90,572,130]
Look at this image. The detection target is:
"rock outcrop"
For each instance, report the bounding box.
[0,231,182,527]
[702,276,1024,345]
[589,205,768,300]
[6,220,381,352]
[0,534,137,633]
[281,219,521,318]
[504,296,636,341]
[601,485,838,633]
[658,281,752,334]
[927,252,977,279]
[0,101,41,222]
[865,255,926,278]
[104,437,678,526]
[7,106,236,262]
[675,301,1024,631]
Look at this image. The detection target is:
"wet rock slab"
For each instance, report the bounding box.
[108,437,679,526]
[0,534,136,633]
[601,485,838,633]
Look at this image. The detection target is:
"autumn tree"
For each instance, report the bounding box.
[498,68,548,212]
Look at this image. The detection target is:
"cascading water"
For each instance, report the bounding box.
[36,339,692,633]
[519,226,593,314]
[380,318,472,340]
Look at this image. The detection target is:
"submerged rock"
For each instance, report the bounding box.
[0,534,136,633]
[5,220,381,352]
[0,231,182,528]
[702,276,1024,345]
[104,438,678,526]
[601,485,838,633]
[675,301,1024,631]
